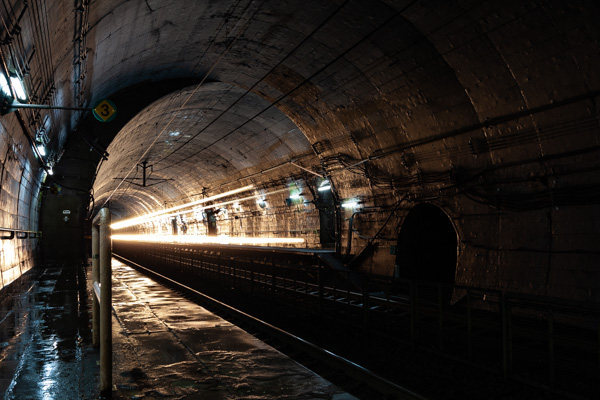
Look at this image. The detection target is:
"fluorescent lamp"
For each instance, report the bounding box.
[341,200,359,209]
[37,145,46,156]
[0,74,11,97]
[9,76,26,102]
[318,180,331,191]
[256,198,267,208]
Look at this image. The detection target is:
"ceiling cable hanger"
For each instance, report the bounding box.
[112,160,172,188]
[99,0,259,209]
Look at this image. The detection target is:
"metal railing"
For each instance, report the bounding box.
[0,227,42,239]
[92,208,111,398]
[113,240,600,400]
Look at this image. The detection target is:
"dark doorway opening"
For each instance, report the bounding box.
[315,184,335,246]
[396,203,457,285]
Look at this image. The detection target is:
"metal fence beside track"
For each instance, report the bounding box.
[113,240,600,400]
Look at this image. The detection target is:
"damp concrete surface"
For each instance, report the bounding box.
[1,260,358,399]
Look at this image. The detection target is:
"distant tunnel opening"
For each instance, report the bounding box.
[396,203,457,285]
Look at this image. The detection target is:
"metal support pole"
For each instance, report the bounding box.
[93,207,112,398]
[92,223,100,346]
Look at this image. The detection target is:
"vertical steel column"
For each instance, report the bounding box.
[92,223,99,346]
[93,207,112,398]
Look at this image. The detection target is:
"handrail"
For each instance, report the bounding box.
[0,227,42,240]
[91,208,112,398]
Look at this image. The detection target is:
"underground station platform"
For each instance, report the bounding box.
[0,260,358,399]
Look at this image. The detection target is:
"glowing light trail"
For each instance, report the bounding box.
[111,185,254,230]
[123,188,290,227]
[112,234,305,246]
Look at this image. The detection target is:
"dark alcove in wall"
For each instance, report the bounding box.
[396,203,457,285]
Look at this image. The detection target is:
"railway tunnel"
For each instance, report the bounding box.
[1,0,600,398]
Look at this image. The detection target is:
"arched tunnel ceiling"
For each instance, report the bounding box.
[40,0,598,219]
[93,82,313,217]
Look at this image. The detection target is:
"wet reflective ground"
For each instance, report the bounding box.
[111,259,356,399]
[0,260,356,399]
[0,265,99,399]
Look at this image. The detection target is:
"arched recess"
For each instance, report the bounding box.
[396,203,457,285]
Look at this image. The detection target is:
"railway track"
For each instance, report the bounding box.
[112,242,600,400]
[113,253,428,400]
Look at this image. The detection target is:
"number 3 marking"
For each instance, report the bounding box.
[100,103,110,116]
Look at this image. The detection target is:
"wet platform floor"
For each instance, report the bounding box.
[1,261,356,399]
[0,264,98,399]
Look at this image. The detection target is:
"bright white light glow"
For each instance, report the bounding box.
[111,185,254,229]
[48,168,54,175]
[341,200,359,209]
[131,188,288,227]
[289,192,301,199]
[112,234,305,246]
[10,76,26,101]
[0,74,11,96]
[37,145,46,156]
[169,131,180,137]
[318,180,331,191]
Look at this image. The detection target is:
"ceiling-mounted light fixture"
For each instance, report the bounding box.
[0,72,28,114]
[0,74,11,97]
[256,198,267,209]
[1,71,89,115]
[341,199,359,209]
[9,75,27,102]
[318,180,331,191]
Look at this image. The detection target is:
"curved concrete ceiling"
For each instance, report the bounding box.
[32,0,598,219]
[93,82,313,216]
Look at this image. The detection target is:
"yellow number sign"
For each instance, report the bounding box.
[92,99,117,122]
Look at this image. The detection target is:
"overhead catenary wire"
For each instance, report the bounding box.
[151,0,355,171]
[99,0,262,209]
[153,0,420,173]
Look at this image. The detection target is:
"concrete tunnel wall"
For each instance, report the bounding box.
[0,117,43,289]
[0,1,599,303]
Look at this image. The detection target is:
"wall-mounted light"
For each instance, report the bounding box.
[318,180,331,191]
[1,72,28,114]
[36,145,46,156]
[341,199,359,209]
[0,74,11,97]
[256,198,267,209]
[9,76,27,102]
